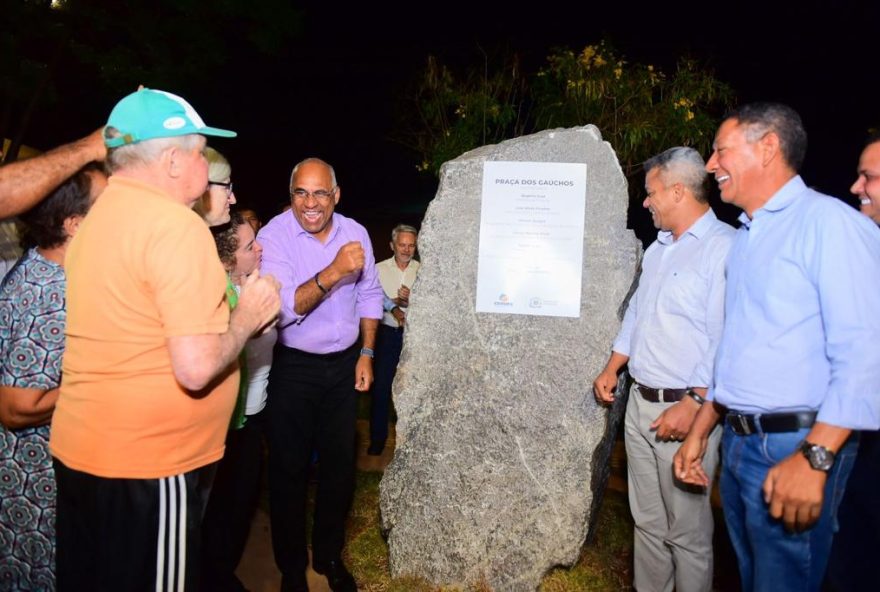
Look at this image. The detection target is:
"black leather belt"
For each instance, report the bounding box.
[636,383,688,403]
[726,410,817,435]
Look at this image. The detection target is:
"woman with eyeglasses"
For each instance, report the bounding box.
[0,164,106,591]
[200,210,276,591]
[194,147,236,227]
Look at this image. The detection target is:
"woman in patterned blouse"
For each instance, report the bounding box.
[0,164,106,591]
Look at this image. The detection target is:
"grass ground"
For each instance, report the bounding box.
[339,472,635,591]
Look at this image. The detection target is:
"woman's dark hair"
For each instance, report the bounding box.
[18,163,103,249]
[212,210,246,270]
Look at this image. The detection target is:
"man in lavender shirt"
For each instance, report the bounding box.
[258,157,383,592]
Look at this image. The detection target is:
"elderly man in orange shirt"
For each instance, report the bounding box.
[49,89,280,591]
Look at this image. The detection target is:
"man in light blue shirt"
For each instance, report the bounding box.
[675,103,880,592]
[594,147,734,592]
[825,132,880,592]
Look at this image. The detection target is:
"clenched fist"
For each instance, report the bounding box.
[331,241,366,277]
[238,269,282,336]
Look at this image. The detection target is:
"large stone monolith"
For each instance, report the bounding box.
[379,126,641,591]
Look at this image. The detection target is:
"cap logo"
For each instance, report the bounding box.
[163,116,187,130]
[155,90,206,129]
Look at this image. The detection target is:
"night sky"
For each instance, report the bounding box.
[16,0,879,254]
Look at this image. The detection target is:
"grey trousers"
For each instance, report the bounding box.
[624,382,721,592]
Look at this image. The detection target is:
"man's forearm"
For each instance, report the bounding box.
[167,309,254,392]
[803,422,852,453]
[294,266,343,316]
[360,317,378,350]
[690,401,724,439]
[603,351,629,375]
[0,130,104,218]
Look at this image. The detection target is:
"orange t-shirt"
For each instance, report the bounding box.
[50,176,238,479]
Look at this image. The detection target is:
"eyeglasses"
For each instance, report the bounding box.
[290,187,337,202]
[209,181,234,197]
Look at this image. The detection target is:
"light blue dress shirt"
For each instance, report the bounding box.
[613,209,735,389]
[710,176,880,429]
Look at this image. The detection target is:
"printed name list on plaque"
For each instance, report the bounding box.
[476,161,587,318]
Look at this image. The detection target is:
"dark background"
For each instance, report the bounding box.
[10,0,879,256]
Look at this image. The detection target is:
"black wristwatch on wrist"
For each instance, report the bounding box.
[799,440,835,472]
[685,388,705,405]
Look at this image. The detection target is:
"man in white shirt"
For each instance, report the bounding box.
[368,224,419,455]
[593,147,734,592]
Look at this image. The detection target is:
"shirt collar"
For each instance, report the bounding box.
[657,208,718,245]
[290,210,340,242]
[738,175,805,228]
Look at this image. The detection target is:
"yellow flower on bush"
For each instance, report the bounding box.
[580,45,597,67]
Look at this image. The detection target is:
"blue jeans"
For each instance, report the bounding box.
[719,424,856,592]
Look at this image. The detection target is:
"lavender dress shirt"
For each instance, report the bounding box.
[258,210,383,354]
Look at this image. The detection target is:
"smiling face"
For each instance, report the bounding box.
[851,141,880,225]
[289,161,339,242]
[391,231,417,268]
[642,168,678,232]
[705,118,766,213]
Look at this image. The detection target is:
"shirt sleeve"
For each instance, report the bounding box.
[258,223,305,326]
[611,280,639,357]
[814,206,880,429]
[0,264,66,389]
[356,230,384,320]
[688,231,734,389]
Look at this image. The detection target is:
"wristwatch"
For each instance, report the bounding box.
[799,440,835,472]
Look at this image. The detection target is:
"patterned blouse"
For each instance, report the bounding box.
[0,248,66,591]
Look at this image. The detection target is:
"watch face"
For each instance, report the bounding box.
[803,443,835,471]
[812,447,834,470]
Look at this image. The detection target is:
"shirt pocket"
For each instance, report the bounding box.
[660,269,706,320]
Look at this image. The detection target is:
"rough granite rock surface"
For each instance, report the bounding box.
[379,126,641,591]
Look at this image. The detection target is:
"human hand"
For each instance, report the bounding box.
[238,270,281,336]
[650,397,700,441]
[763,453,827,532]
[673,433,711,487]
[83,128,108,162]
[330,241,365,278]
[592,369,618,405]
[391,306,406,326]
[397,285,410,306]
[355,355,373,392]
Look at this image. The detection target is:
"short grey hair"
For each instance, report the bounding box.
[391,224,418,242]
[643,146,708,203]
[105,127,202,173]
[289,157,337,188]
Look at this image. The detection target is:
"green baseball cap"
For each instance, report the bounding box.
[104,88,236,148]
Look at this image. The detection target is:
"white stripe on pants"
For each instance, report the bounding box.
[156,474,188,592]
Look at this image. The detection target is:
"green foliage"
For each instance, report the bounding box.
[396,52,529,175]
[396,41,733,183]
[0,0,303,161]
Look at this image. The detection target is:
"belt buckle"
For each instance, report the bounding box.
[732,413,752,436]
